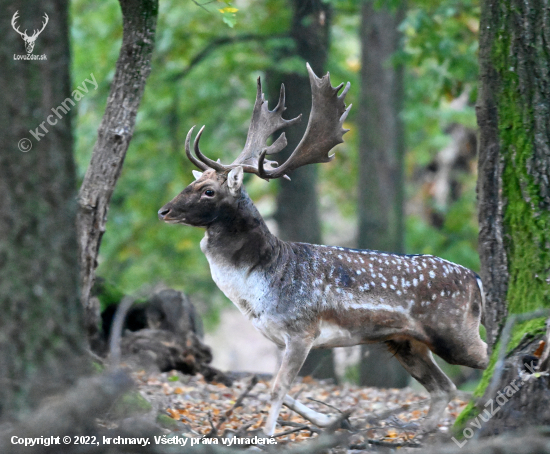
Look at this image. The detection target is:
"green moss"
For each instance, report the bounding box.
[495,2,550,318]
[157,413,182,429]
[454,400,477,430]
[110,390,152,419]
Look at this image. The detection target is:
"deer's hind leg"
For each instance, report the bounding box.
[387,339,456,432]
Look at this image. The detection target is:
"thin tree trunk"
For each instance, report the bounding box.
[357,1,409,388]
[77,0,158,345]
[0,0,87,416]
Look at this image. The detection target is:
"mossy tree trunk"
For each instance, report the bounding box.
[357,0,409,389]
[0,0,87,417]
[267,0,336,381]
[456,0,550,433]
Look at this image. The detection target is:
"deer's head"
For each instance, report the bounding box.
[158,64,351,228]
[11,11,49,54]
[158,167,245,227]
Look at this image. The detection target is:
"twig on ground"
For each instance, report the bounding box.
[205,374,258,437]
[353,398,428,429]
[283,394,340,428]
[273,425,314,438]
[233,421,254,438]
[324,409,353,433]
[206,411,218,437]
[306,396,345,414]
[351,437,422,449]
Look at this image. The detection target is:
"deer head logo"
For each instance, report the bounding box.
[11,11,49,54]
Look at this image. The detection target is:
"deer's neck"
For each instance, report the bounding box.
[201,190,282,271]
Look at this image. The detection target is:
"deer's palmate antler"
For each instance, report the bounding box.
[186,63,351,180]
[159,64,488,436]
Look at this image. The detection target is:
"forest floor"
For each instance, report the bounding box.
[129,369,470,451]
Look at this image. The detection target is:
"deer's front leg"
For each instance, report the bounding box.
[264,336,313,436]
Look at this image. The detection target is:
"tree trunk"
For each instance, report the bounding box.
[77,0,158,346]
[456,0,550,433]
[357,0,409,388]
[0,0,87,417]
[267,0,336,380]
[272,0,330,246]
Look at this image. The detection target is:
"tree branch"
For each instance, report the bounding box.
[171,33,289,82]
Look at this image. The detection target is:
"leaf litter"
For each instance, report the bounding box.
[133,369,469,449]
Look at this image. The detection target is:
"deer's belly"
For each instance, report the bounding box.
[313,320,361,348]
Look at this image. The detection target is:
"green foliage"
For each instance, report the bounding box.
[70,0,482,324]
[401,0,480,267]
[400,0,479,101]
[406,178,480,271]
[92,278,125,311]
[343,363,360,384]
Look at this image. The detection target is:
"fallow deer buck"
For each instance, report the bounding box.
[158,64,488,435]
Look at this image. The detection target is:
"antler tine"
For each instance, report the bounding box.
[185,126,210,171]
[231,78,301,172]
[193,126,229,172]
[259,63,352,180]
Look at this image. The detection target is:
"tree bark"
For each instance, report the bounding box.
[0,0,87,416]
[477,0,550,340]
[357,0,409,388]
[77,0,158,344]
[475,0,509,349]
[267,0,336,380]
[456,0,550,432]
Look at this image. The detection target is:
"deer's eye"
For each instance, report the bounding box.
[203,189,215,197]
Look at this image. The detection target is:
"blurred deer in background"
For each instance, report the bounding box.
[159,64,488,435]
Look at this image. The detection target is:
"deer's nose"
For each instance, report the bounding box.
[158,207,171,220]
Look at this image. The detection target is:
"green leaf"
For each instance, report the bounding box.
[222,13,237,28]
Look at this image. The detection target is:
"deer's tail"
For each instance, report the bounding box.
[475,274,486,327]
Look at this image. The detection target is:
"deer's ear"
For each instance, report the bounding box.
[227,166,244,197]
[192,170,203,180]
